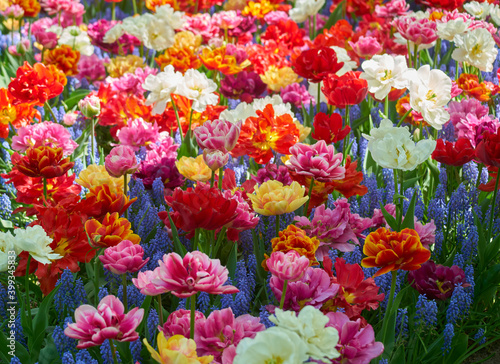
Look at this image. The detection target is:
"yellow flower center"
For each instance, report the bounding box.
[380,70,392,81]
[265,356,285,364]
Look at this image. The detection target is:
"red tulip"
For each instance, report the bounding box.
[312,112,351,144]
[322,71,368,109]
[431,138,475,166]
[293,47,344,83]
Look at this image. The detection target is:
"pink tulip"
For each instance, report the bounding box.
[203,149,229,171]
[132,268,170,296]
[286,140,345,182]
[78,95,101,118]
[152,251,239,298]
[99,240,149,275]
[64,295,144,349]
[105,145,139,178]
[326,311,384,364]
[194,119,242,153]
[159,309,206,338]
[349,36,383,58]
[266,250,309,282]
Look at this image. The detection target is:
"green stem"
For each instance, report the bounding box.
[25,255,32,329]
[122,274,128,311]
[43,178,48,204]
[275,214,280,238]
[110,339,119,364]
[399,169,404,229]
[94,255,100,306]
[192,228,199,252]
[433,38,441,68]
[158,294,164,326]
[124,173,128,219]
[218,168,223,191]
[45,102,58,122]
[171,96,183,141]
[303,178,315,217]
[190,293,196,340]
[279,280,288,309]
[316,82,321,115]
[488,171,500,242]
[111,2,116,21]
[132,0,138,14]
[407,40,412,68]
[186,109,194,156]
[90,117,95,165]
[384,95,389,119]
[413,44,418,68]
[343,105,350,164]
[312,15,316,39]
[396,108,413,127]
[210,169,215,188]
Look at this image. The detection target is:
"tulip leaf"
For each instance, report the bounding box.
[321,0,345,32]
[63,89,91,110]
[227,242,238,280]
[166,210,187,256]
[400,190,417,231]
[0,330,31,364]
[29,285,60,361]
[379,202,398,231]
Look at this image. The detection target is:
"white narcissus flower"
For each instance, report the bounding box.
[363,119,436,171]
[175,69,218,113]
[463,1,490,20]
[404,65,452,130]
[360,54,409,100]
[0,231,15,272]
[143,65,183,115]
[269,306,341,362]
[13,226,62,264]
[233,327,309,364]
[452,28,498,72]
[289,0,326,23]
[436,18,471,41]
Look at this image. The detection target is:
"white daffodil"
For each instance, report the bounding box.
[289,0,325,23]
[269,307,341,362]
[233,327,309,364]
[363,119,436,171]
[452,28,498,72]
[175,69,218,113]
[12,226,62,265]
[360,54,409,100]
[436,18,471,41]
[404,65,452,130]
[143,65,184,115]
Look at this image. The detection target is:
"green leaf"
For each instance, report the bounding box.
[321,0,345,32]
[63,89,91,110]
[29,285,60,361]
[165,211,187,256]
[226,242,238,280]
[0,329,31,363]
[400,190,417,230]
[379,203,398,231]
[447,333,469,363]
[37,334,60,363]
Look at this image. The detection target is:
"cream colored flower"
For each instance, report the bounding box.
[247,180,308,216]
[363,119,436,171]
[13,226,62,265]
[360,54,409,100]
[436,18,471,41]
[260,66,302,92]
[289,0,326,23]
[175,69,218,112]
[0,231,15,272]
[270,307,340,362]
[404,65,452,130]
[143,65,184,115]
[452,28,498,72]
[233,327,309,364]
[464,1,490,19]
[175,155,214,182]
[58,26,94,56]
[75,164,124,193]
[332,46,357,76]
[220,95,296,124]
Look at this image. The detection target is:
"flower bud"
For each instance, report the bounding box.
[203,149,229,171]
[105,145,139,178]
[78,95,101,117]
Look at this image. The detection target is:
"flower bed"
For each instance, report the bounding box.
[0,0,500,363]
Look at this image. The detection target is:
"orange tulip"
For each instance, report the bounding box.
[85,212,140,248]
[11,146,74,179]
[361,228,431,278]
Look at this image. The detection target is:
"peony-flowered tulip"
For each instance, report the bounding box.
[360,54,408,100]
[85,212,140,248]
[104,145,139,178]
[452,28,498,72]
[266,250,310,282]
[194,119,242,153]
[203,149,229,171]
[133,268,170,296]
[286,140,345,182]
[78,94,101,117]
[475,127,500,168]
[144,332,214,364]
[76,164,124,193]
[11,225,62,265]
[151,251,239,298]
[99,240,149,275]
[322,71,369,109]
[64,295,144,348]
[247,180,308,216]
[12,146,74,179]
[293,46,343,83]
[159,309,206,338]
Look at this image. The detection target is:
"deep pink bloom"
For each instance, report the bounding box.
[1,5,24,18]
[40,0,76,15]
[133,155,184,190]
[194,308,265,364]
[182,14,219,42]
[212,10,243,30]
[11,121,78,156]
[394,17,438,46]
[87,19,141,54]
[414,219,436,249]
[371,204,396,228]
[326,311,384,364]
[194,119,242,153]
[252,163,293,185]
[107,67,157,96]
[132,268,170,296]
[270,266,340,312]
[220,71,266,103]
[222,189,259,241]
[203,149,230,171]
[64,295,144,349]
[280,83,316,108]
[99,240,149,275]
[105,145,139,178]
[263,11,289,24]
[295,199,371,258]
[375,0,410,18]
[159,309,206,338]
[266,250,310,281]
[408,261,469,300]
[349,36,383,58]
[77,54,106,83]
[117,119,160,151]
[152,251,239,298]
[286,140,345,182]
